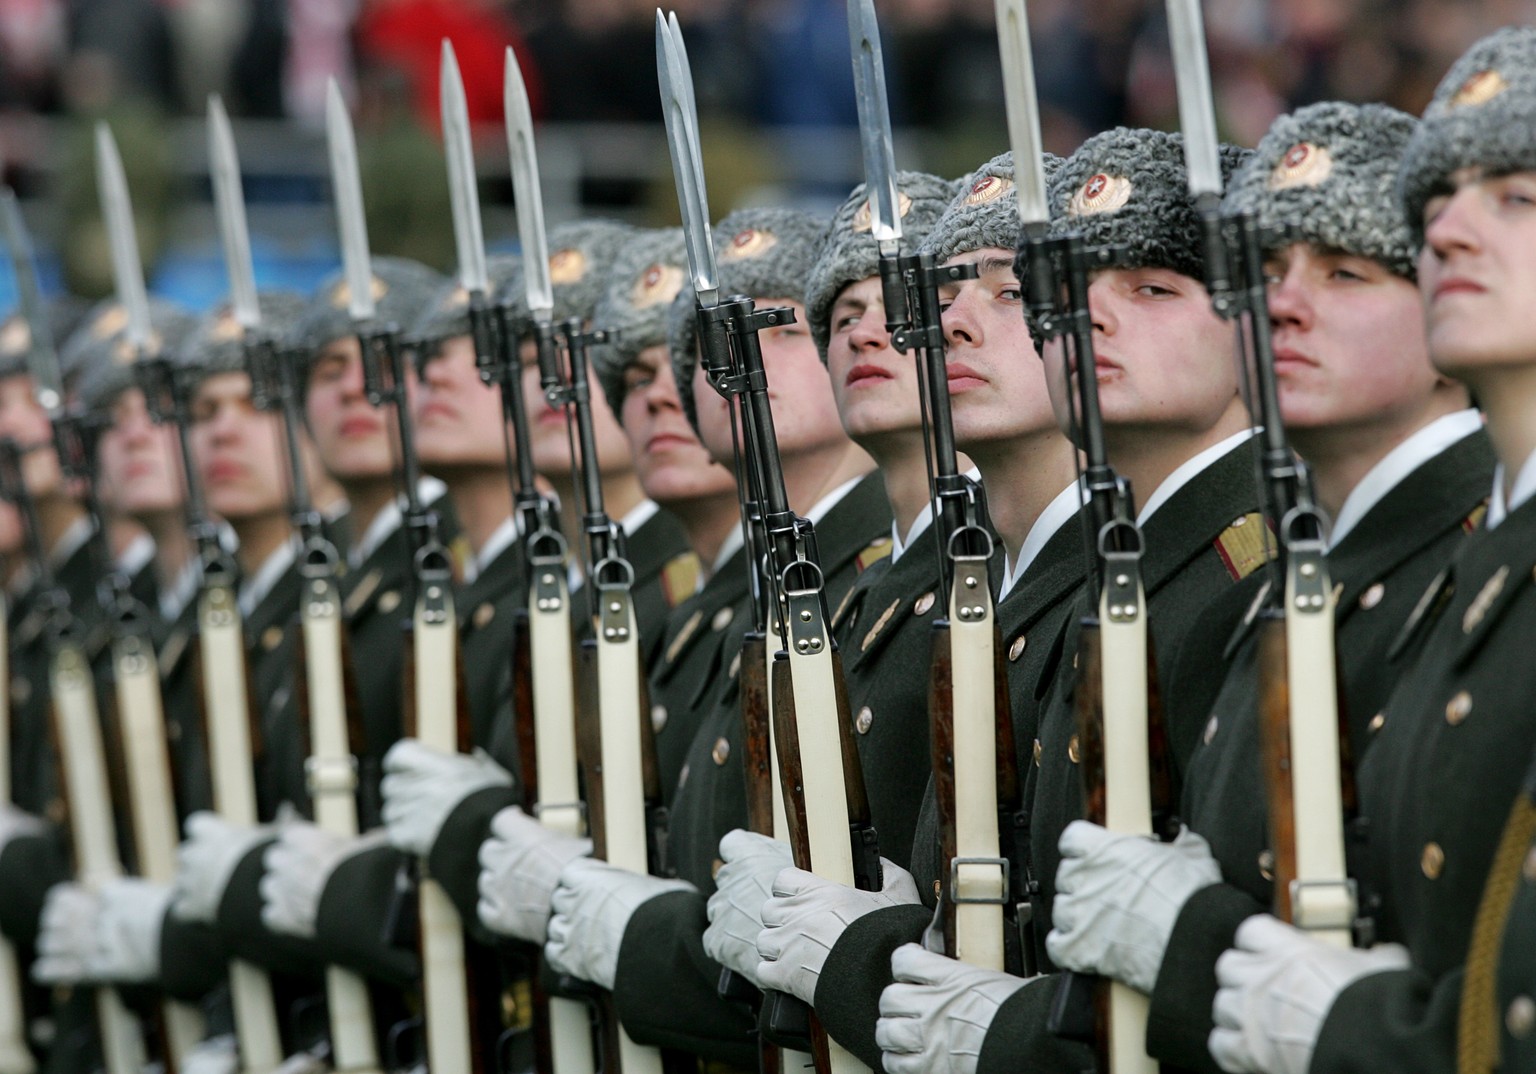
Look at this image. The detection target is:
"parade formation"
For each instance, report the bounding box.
[0,2,1534,1073]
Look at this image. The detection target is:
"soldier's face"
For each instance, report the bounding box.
[0,373,65,502]
[414,334,508,471]
[97,387,183,519]
[304,336,395,484]
[826,276,923,446]
[188,371,287,521]
[937,249,1058,450]
[1042,266,1238,439]
[519,338,636,484]
[620,344,734,506]
[1419,168,1536,381]
[1263,243,1442,439]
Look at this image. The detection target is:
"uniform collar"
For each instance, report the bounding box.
[999,480,1084,600]
[50,515,92,569]
[348,477,448,570]
[1137,427,1257,526]
[890,467,981,566]
[465,514,522,585]
[1488,445,1536,530]
[115,533,154,577]
[1329,409,1483,547]
[239,536,298,618]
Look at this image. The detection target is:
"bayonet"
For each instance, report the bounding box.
[95,125,154,353]
[326,82,377,323]
[208,96,261,330]
[995,0,1050,227]
[0,194,60,414]
[441,42,489,296]
[848,0,900,253]
[503,48,552,320]
[655,14,717,306]
[1165,0,1222,200]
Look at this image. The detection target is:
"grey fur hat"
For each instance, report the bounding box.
[592,227,688,417]
[0,296,91,382]
[670,206,827,434]
[411,255,522,347]
[920,152,1041,266]
[1225,101,1419,279]
[1047,128,1252,282]
[1398,26,1536,246]
[176,291,309,384]
[294,256,445,356]
[805,171,957,361]
[70,299,197,413]
[498,219,635,326]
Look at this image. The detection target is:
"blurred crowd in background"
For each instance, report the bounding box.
[0,0,1531,306]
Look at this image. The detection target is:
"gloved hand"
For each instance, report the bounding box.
[476,806,591,943]
[90,877,173,982]
[756,859,920,1005]
[381,740,512,858]
[703,830,793,986]
[544,858,692,990]
[0,804,45,857]
[178,1034,238,1074]
[1047,821,1222,992]
[1210,915,1410,1074]
[32,883,97,985]
[876,943,1032,1074]
[173,811,271,924]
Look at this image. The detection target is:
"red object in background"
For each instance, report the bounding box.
[354,0,543,128]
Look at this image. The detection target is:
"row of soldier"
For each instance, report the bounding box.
[0,9,1533,1074]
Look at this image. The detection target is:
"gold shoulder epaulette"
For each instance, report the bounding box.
[660,551,703,608]
[1214,512,1272,582]
[855,537,894,573]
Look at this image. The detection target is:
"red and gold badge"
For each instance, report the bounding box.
[549,248,587,284]
[1068,173,1132,216]
[964,175,1013,206]
[631,262,684,308]
[1450,69,1508,109]
[1268,142,1333,190]
[722,228,777,259]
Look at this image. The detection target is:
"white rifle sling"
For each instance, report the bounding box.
[300,572,382,1071]
[1097,575,1155,1074]
[946,558,1005,970]
[50,641,148,1074]
[112,630,207,1062]
[197,581,284,1072]
[0,595,34,1074]
[1282,545,1353,946]
[411,579,474,1074]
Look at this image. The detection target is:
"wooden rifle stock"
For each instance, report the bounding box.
[0,593,32,1074]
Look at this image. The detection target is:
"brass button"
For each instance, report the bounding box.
[728,652,742,680]
[1032,739,1042,767]
[1073,651,1079,670]
[1421,842,1445,879]
[1203,715,1219,745]
[1008,635,1027,662]
[1445,690,1472,726]
[1258,850,1275,882]
[1523,846,1536,885]
[1067,734,1080,764]
[1368,712,1386,734]
[1359,583,1385,610]
[914,592,936,616]
[711,606,735,632]
[933,880,942,899]
[473,602,495,629]
[1508,995,1536,1040]
[651,705,668,734]
[261,625,284,651]
[855,706,874,734]
[711,737,731,765]
[378,590,402,615]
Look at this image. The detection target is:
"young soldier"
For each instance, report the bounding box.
[1036,102,1493,1074]
[1203,29,1536,1074]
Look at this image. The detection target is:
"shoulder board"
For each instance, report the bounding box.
[856,537,894,573]
[1214,512,1272,582]
[660,552,702,609]
[1463,500,1490,534]
[450,535,474,584]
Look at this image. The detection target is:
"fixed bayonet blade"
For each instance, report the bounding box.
[848,0,901,248]
[995,0,1051,225]
[325,79,377,322]
[208,95,262,330]
[95,123,154,354]
[0,190,62,413]
[656,11,718,307]
[1165,0,1222,197]
[441,40,489,295]
[503,46,552,321]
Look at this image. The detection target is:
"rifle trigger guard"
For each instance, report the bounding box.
[949,856,1010,905]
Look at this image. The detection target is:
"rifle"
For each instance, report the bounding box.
[658,17,878,1074]
[0,577,30,1074]
[324,78,479,1074]
[1164,0,1355,946]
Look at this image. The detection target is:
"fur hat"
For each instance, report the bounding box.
[920,152,1036,266]
[591,227,688,417]
[70,299,197,413]
[1398,25,1536,246]
[176,291,309,385]
[805,171,957,361]
[411,255,522,348]
[293,256,445,356]
[498,219,635,326]
[1225,101,1419,279]
[669,206,827,434]
[0,296,91,382]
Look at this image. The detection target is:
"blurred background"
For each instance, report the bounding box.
[1,0,1531,309]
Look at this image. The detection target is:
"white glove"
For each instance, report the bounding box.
[177,1034,239,1074]
[381,740,513,857]
[1047,821,1222,993]
[90,877,172,982]
[876,943,1032,1074]
[544,858,692,990]
[260,823,389,939]
[756,859,921,1005]
[476,806,591,943]
[0,804,45,856]
[174,811,271,924]
[1210,915,1410,1074]
[32,883,98,985]
[704,830,794,987]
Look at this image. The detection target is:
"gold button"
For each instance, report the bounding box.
[1508,995,1536,1040]
[1032,739,1042,767]
[1258,850,1274,882]
[711,606,734,632]
[651,705,668,734]
[1523,847,1536,885]
[1369,712,1386,734]
[473,602,496,629]
[1203,715,1219,745]
[1008,635,1027,662]
[1422,842,1445,879]
[1073,651,1079,670]
[933,880,942,899]
[711,737,731,765]
[261,625,284,651]
[728,652,742,680]
[855,706,873,734]
[914,592,936,616]
[1067,734,1080,764]
[378,590,402,615]
[1445,690,1472,726]
[1359,583,1385,610]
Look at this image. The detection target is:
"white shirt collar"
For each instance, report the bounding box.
[239,537,299,618]
[464,514,522,585]
[889,468,981,566]
[999,480,1085,600]
[50,516,92,569]
[160,557,201,622]
[1488,445,1536,530]
[1137,428,1258,526]
[348,477,448,570]
[705,523,746,591]
[1329,409,1484,547]
[115,533,154,577]
[806,474,865,525]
